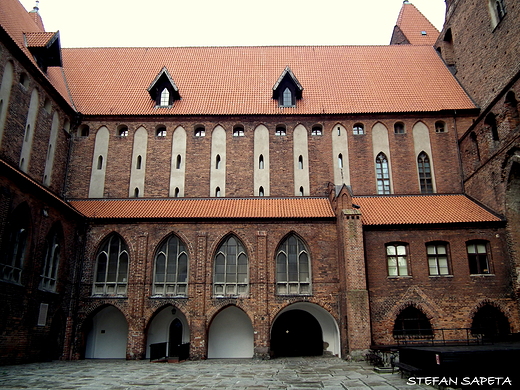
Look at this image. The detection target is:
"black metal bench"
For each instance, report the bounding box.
[393,361,422,377]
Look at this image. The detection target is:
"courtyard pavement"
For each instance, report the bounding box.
[0,356,433,390]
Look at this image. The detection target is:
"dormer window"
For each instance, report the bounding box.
[160,89,170,106]
[272,66,303,108]
[147,67,180,107]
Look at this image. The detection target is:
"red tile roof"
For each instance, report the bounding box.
[352,195,502,226]
[69,198,336,220]
[394,2,439,45]
[61,45,475,116]
[25,31,57,48]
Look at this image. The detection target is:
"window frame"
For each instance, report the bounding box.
[386,242,409,277]
[353,123,365,135]
[40,230,61,292]
[276,235,311,295]
[153,235,189,297]
[467,240,492,275]
[92,234,129,296]
[376,152,391,194]
[426,241,450,276]
[213,236,249,297]
[418,152,434,194]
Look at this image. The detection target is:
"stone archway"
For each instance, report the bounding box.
[146,306,190,359]
[271,309,322,357]
[270,302,341,358]
[85,306,128,359]
[207,306,254,358]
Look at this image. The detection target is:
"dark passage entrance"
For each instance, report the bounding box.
[169,318,183,357]
[271,309,323,357]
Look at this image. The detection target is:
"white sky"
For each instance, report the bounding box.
[20,0,446,48]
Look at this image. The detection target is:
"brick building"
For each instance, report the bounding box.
[0,0,518,364]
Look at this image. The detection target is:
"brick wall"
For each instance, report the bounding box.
[67,114,466,199]
[364,225,519,346]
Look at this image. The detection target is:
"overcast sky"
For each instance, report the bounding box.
[20,0,446,48]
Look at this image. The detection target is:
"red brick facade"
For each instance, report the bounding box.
[1,0,519,365]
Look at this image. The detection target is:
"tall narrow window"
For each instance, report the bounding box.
[176,155,182,169]
[259,154,264,169]
[259,186,264,196]
[418,152,433,193]
[93,234,129,296]
[338,154,343,169]
[215,154,221,169]
[134,187,139,197]
[213,236,248,296]
[153,235,188,296]
[1,218,29,284]
[174,187,180,197]
[485,113,499,141]
[136,155,142,169]
[386,243,408,276]
[427,242,450,276]
[160,88,170,106]
[40,230,61,292]
[276,235,311,295]
[467,240,491,274]
[215,187,221,197]
[282,87,293,107]
[298,155,303,169]
[299,186,304,196]
[376,153,391,194]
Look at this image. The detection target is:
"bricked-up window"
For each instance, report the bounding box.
[467,240,492,274]
[485,113,499,141]
[93,234,129,296]
[213,236,248,296]
[418,152,433,193]
[393,306,433,338]
[153,235,188,296]
[376,153,391,194]
[40,229,61,292]
[386,243,408,276]
[353,123,364,135]
[427,242,450,276]
[276,235,311,295]
[0,208,30,285]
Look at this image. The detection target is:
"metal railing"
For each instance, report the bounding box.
[393,328,485,346]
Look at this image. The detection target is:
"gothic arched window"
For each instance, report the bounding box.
[213,235,248,296]
[93,234,129,296]
[418,152,433,193]
[276,235,311,295]
[153,235,188,296]
[40,228,61,292]
[376,152,391,194]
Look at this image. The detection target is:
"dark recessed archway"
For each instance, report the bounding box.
[271,309,323,357]
[471,304,510,340]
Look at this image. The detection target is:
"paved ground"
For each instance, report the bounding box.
[0,357,433,390]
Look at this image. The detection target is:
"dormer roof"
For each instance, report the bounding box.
[390,1,439,45]
[272,66,303,99]
[147,66,181,105]
[25,30,62,70]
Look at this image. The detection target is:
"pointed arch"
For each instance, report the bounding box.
[275,233,311,295]
[471,302,510,339]
[393,305,433,338]
[40,222,64,292]
[0,203,31,284]
[153,234,189,297]
[213,235,249,297]
[375,152,391,194]
[92,233,129,296]
[417,151,433,193]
